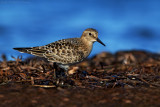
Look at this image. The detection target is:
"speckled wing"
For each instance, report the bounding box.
[44,38,86,64]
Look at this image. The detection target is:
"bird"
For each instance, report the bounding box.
[13,28,106,72]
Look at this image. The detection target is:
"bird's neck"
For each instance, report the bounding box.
[81,37,94,57]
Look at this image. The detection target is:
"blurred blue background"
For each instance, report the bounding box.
[0,0,160,61]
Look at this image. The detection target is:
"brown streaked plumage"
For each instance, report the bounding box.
[13,28,106,71]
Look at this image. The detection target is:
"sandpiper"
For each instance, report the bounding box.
[13,28,106,71]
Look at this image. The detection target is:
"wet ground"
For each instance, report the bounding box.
[0,50,160,107]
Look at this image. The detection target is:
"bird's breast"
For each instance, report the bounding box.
[80,41,93,58]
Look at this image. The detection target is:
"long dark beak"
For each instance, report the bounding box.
[97,38,106,46]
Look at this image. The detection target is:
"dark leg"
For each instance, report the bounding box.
[53,62,58,78]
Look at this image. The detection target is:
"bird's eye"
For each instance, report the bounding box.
[89,33,92,36]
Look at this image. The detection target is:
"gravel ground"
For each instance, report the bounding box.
[0,50,160,107]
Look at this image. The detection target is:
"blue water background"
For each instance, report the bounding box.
[0,0,160,61]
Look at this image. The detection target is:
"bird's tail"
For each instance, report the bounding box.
[13,47,32,53]
[13,47,46,57]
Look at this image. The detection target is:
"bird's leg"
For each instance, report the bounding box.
[53,62,58,78]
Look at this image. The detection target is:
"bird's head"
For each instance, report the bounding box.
[81,28,106,46]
